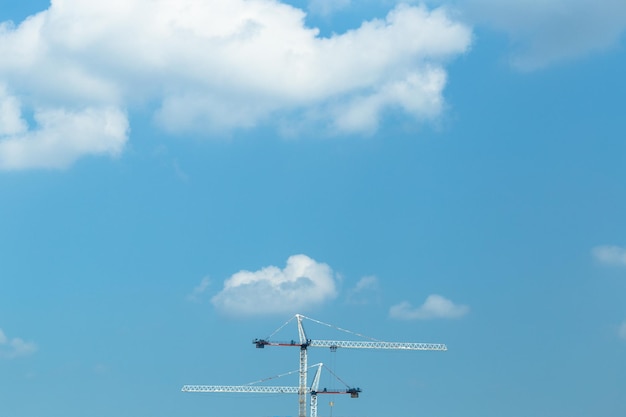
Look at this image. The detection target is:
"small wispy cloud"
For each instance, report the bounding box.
[435,0,626,70]
[211,254,338,316]
[187,276,211,302]
[173,159,189,182]
[592,245,626,267]
[346,275,380,305]
[389,294,469,320]
[619,321,626,340]
[0,328,37,359]
[308,0,351,16]
[93,363,110,375]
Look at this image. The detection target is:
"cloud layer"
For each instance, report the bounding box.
[0,328,37,359]
[211,254,338,316]
[389,294,469,320]
[0,0,471,170]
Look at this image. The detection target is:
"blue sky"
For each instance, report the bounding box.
[1,1,625,416]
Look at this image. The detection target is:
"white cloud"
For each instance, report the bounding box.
[0,328,37,359]
[389,294,469,320]
[0,85,28,136]
[331,67,447,134]
[346,275,380,305]
[0,99,129,170]
[592,245,626,267]
[211,254,338,316]
[0,0,471,169]
[424,0,626,70]
[187,276,211,302]
[354,275,379,292]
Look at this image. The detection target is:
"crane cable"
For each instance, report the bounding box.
[321,364,352,390]
[299,314,381,342]
[245,363,323,386]
[265,314,381,343]
[266,315,297,340]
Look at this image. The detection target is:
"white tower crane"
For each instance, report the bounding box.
[182,363,360,417]
[253,314,447,417]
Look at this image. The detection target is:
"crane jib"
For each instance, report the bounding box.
[253,338,447,351]
[309,340,447,351]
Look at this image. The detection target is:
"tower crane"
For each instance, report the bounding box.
[182,363,360,417]
[253,314,447,417]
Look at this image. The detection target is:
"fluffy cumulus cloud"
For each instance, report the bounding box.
[0,328,37,359]
[211,254,338,316]
[0,91,128,170]
[423,0,626,70]
[0,0,471,170]
[592,245,626,267]
[389,294,469,320]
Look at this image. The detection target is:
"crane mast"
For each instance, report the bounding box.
[298,314,308,417]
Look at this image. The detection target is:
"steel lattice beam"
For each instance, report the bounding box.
[182,385,299,394]
[309,340,447,351]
